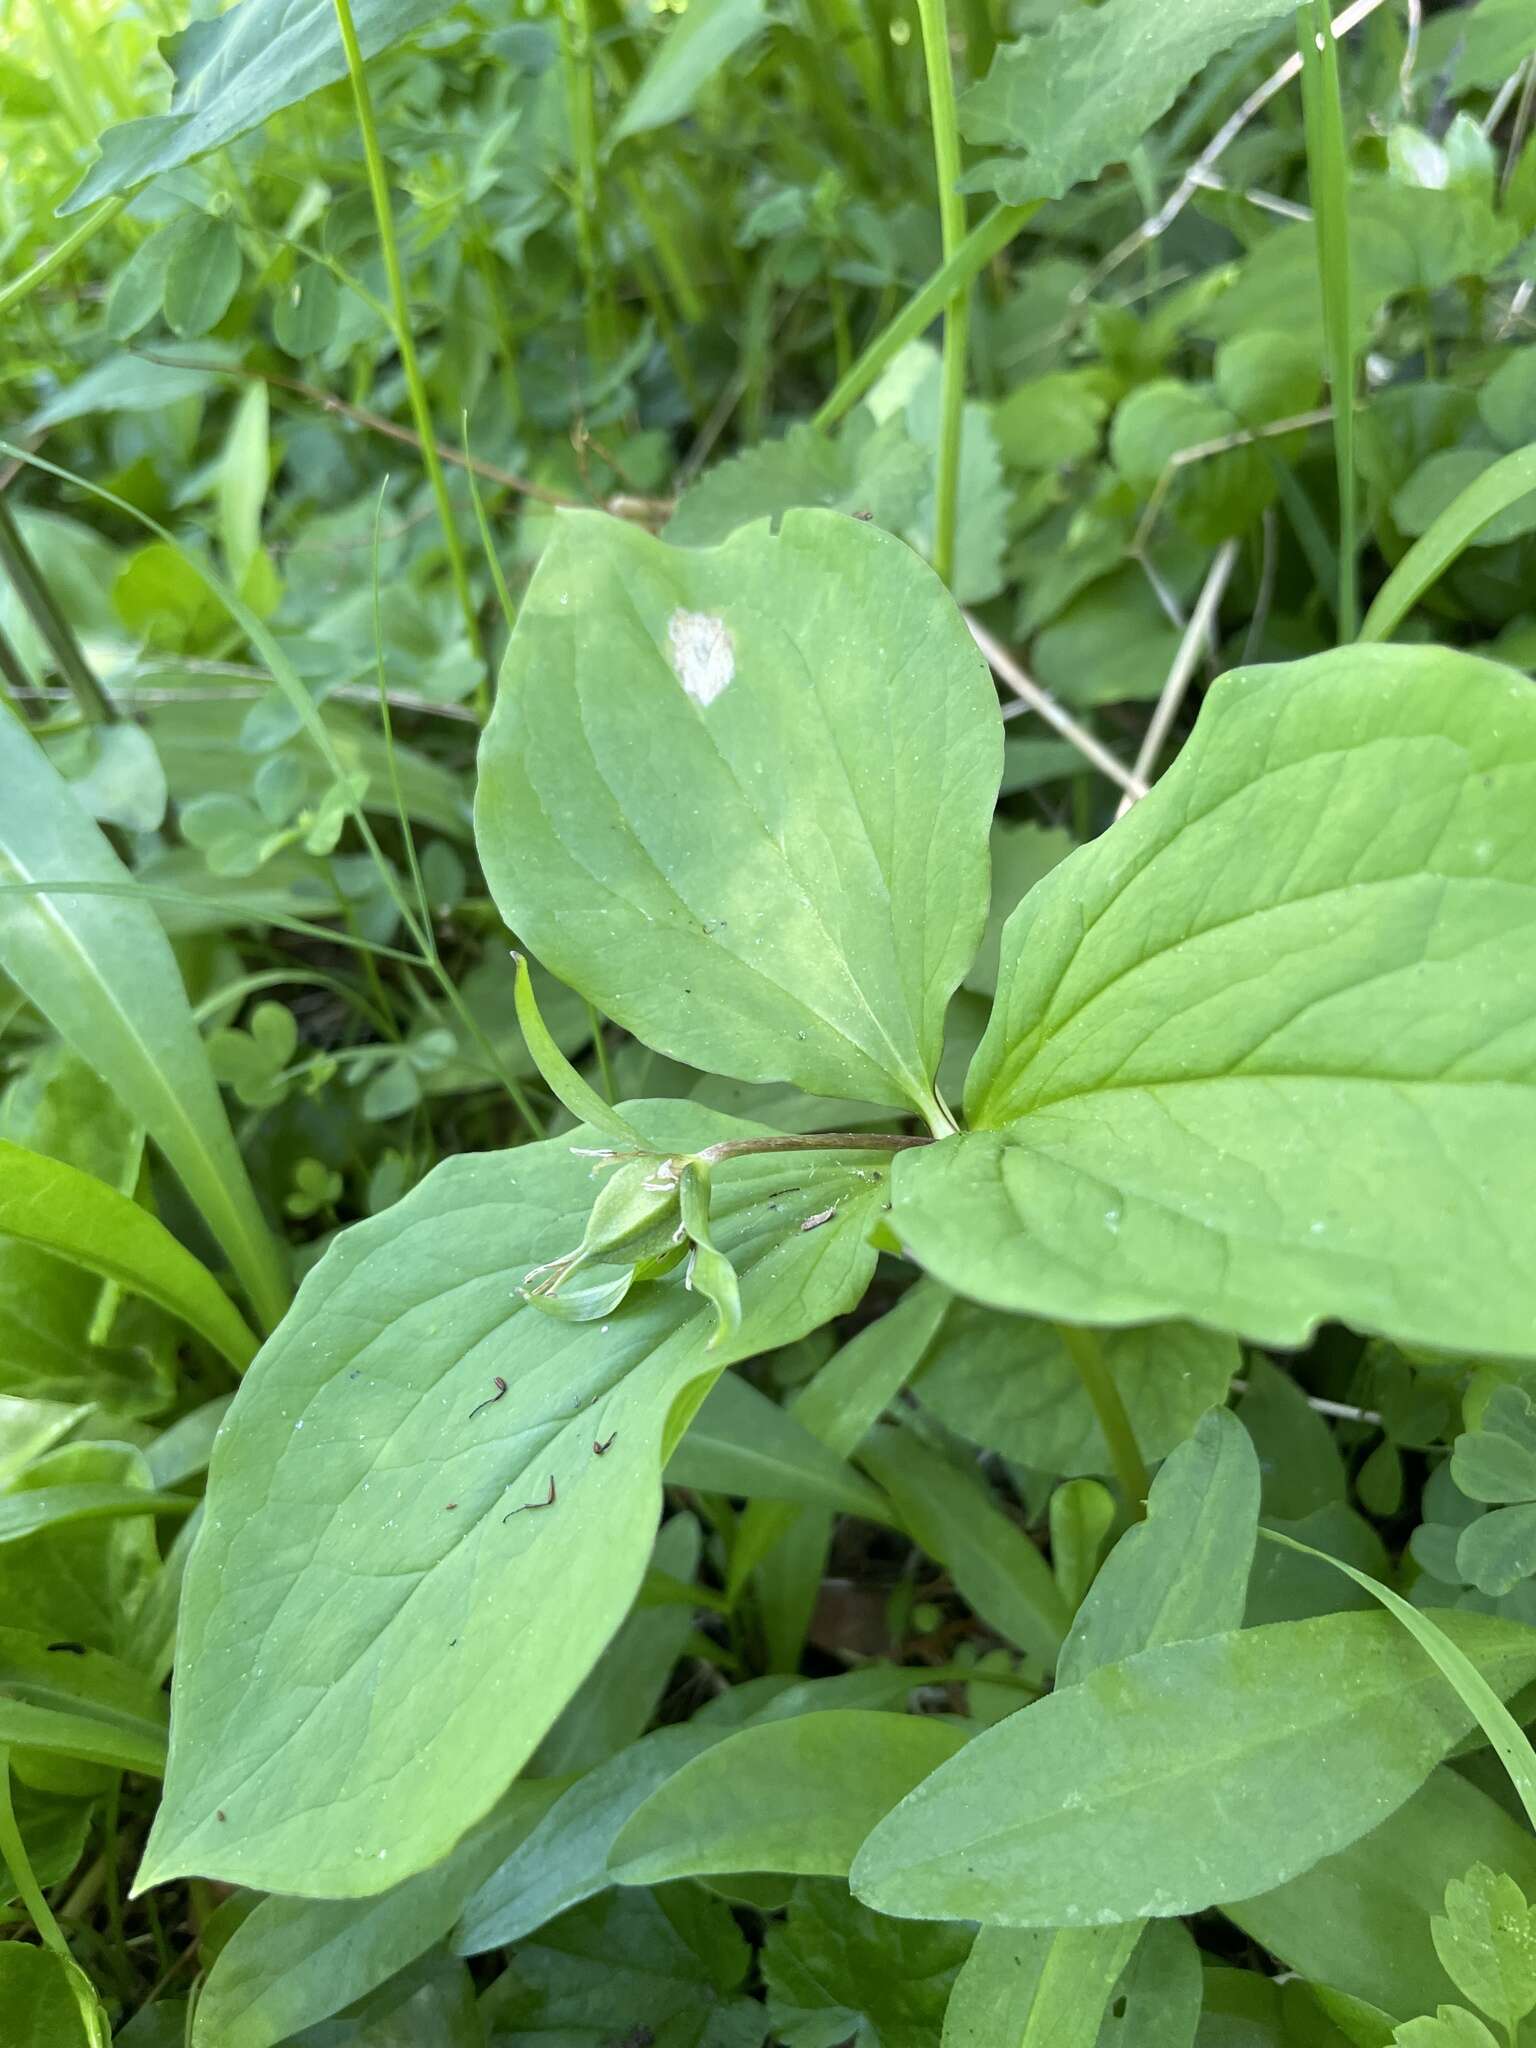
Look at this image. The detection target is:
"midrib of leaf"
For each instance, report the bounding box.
[550,596,937,1115]
[985,867,1536,1121]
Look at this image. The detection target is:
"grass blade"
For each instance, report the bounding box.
[1298,0,1357,639]
[0,714,290,1333]
[1262,1525,1536,1828]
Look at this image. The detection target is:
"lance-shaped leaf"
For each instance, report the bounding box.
[1057,1407,1259,1686]
[607,1710,971,1884]
[476,508,1001,1127]
[851,1609,1536,1929]
[0,712,287,1331]
[0,1141,256,1370]
[891,645,1536,1355]
[137,1104,883,1899]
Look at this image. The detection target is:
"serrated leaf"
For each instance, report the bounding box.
[891,644,1536,1354]
[1057,1408,1258,1686]
[958,0,1296,206]
[476,508,1000,1124]
[666,415,929,551]
[63,0,457,213]
[851,1610,1536,1928]
[1432,1864,1536,2035]
[138,1104,883,1898]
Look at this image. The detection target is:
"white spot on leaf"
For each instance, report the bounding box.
[668,607,734,706]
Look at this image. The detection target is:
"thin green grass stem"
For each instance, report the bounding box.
[330,0,487,704]
[914,0,967,587]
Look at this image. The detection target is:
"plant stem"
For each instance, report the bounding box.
[329,0,487,703]
[1298,0,1358,639]
[1056,1325,1151,1518]
[0,194,130,321]
[815,200,1037,431]
[914,0,967,586]
[0,498,116,724]
[559,0,612,365]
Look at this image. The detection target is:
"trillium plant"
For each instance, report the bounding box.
[132,501,1536,1966]
[9,0,1536,2034]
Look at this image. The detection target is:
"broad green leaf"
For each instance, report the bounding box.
[139,1104,883,1898]
[476,508,1001,1126]
[913,1308,1238,1480]
[959,0,1295,205]
[1057,1408,1258,1686]
[941,1923,1142,2048]
[851,1610,1536,1928]
[63,0,457,212]
[764,1879,971,2048]
[0,1943,108,2048]
[0,714,288,1331]
[857,1426,1069,1666]
[0,1141,256,1370]
[1432,1865,1536,2038]
[667,1370,895,1521]
[479,1885,758,2047]
[609,0,768,144]
[866,341,1010,606]
[531,1512,702,1776]
[1229,1769,1536,2020]
[607,1709,970,1884]
[892,645,1536,1355]
[1262,1527,1536,1831]
[190,1785,556,2048]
